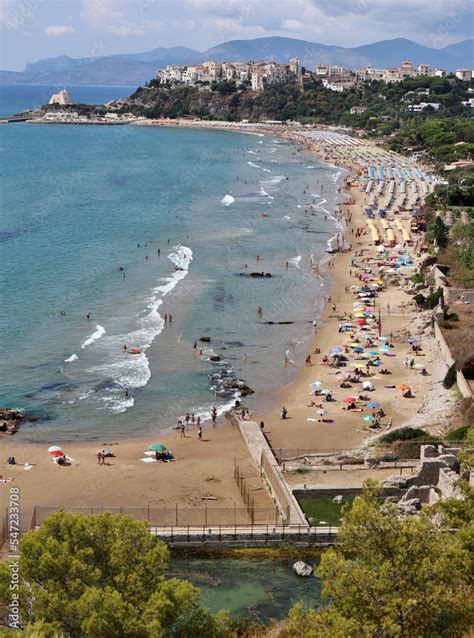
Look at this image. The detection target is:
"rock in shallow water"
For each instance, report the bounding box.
[293,561,313,577]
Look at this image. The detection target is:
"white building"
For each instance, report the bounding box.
[49,89,70,106]
[456,69,473,81]
[289,57,302,77]
[417,64,434,77]
[407,102,440,112]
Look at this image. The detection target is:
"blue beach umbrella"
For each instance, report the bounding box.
[379,345,391,352]
[331,347,343,353]
[368,401,380,408]
[369,350,379,356]
[354,347,364,353]
[363,415,375,421]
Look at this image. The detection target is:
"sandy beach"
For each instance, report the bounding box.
[2,122,444,522]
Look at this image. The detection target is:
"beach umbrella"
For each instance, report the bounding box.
[363,415,375,421]
[356,319,367,325]
[379,345,391,351]
[330,347,343,353]
[50,450,65,457]
[320,389,330,395]
[47,446,62,452]
[354,347,364,353]
[408,338,417,344]
[311,380,322,387]
[368,401,380,408]
[398,384,410,391]
[349,342,361,347]
[369,350,379,356]
[414,363,425,370]
[354,312,365,318]
[148,443,167,452]
[362,381,374,390]
[352,363,366,369]
[343,396,357,403]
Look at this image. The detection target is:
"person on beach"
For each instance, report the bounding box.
[198,426,202,440]
[86,313,91,320]
[305,354,312,366]
[169,314,173,324]
[193,341,197,351]
[164,314,168,323]
[280,406,288,419]
[211,406,217,424]
[123,344,128,352]
[96,451,103,465]
[185,413,190,426]
[260,420,264,431]
[157,248,160,256]
[196,416,201,428]
[312,320,318,332]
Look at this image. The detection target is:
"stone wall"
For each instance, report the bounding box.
[434,323,472,399]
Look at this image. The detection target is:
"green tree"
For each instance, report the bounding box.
[290,482,473,637]
[0,511,230,637]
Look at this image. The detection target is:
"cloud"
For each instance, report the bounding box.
[81,0,121,26]
[106,20,163,37]
[45,25,75,37]
[281,19,305,32]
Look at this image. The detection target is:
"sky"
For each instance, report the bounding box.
[1,0,473,71]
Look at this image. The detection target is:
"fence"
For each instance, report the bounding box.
[260,451,292,522]
[34,505,278,528]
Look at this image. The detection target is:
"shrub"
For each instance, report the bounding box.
[426,288,443,309]
[446,425,469,442]
[439,320,455,329]
[411,273,423,284]
[443,363,457,389]
[380,427,426,444]
[414,293,427,306]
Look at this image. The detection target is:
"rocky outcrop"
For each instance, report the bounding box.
[0,408,25,435]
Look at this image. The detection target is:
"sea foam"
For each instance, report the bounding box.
[81,325,106,349]
[221,194,235,206]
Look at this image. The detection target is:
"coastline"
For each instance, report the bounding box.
[2,120,446,514]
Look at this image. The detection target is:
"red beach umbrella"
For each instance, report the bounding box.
[50,450,65,457]
[343,396,357,403]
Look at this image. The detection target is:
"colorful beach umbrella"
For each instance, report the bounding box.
[311,381,322,388]
[363,415,375,421]
[398,384,410,391]
[354,347,364,353]
[368,401,380,408]
[330,347,343,353]
[379,345,391,351]
[50,450,65,457]
[47,446,62,452]
[369,350,379,356]
[343,396,357,403]
[148,443,167,452]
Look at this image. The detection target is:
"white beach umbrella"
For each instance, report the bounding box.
[47,446,62,452]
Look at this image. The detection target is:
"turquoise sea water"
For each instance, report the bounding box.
[0,86,343,440]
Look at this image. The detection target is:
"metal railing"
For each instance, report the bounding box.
[34,505,278,528]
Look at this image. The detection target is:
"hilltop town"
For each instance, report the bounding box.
[156,57,473,93]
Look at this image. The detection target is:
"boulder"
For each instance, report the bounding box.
[209,355,221,362]
[200,336,211,343]
[293,561,313,577]
[0,408,24,435]
[398,498,421,515]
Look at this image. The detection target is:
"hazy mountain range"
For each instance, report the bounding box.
[1,37,472,86]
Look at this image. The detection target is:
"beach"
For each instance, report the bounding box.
[1,122,447,521]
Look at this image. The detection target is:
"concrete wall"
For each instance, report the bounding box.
[433,267,474,304]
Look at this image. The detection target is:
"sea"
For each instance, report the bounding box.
[0,84,345,441]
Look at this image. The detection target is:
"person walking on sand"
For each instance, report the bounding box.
[169,314,172,324]
[260,420,264,431]
[164,313,168,323]
[211,406,217,424]
[96,451,103,465]
[198,426,202,441]
[185,413,190,426]
[193,341,197,351]
[280,406,288,420]
[196,415,201,428]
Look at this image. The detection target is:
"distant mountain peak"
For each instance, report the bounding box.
[2,36,472,87]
